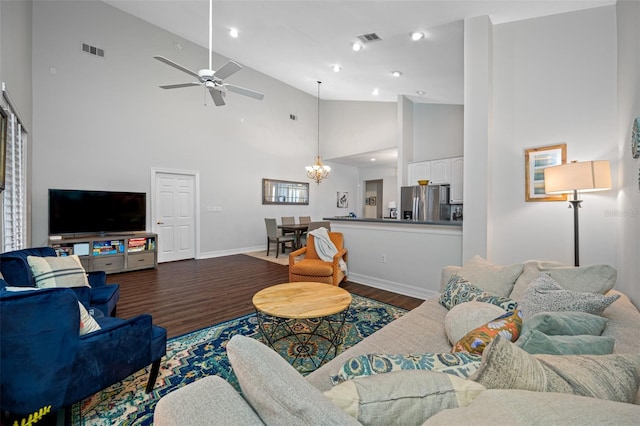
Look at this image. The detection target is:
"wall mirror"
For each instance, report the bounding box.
[262,178,309,205]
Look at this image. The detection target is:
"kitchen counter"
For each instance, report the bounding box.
[324,217,462,227]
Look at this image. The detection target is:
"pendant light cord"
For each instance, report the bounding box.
[317,81,321,157]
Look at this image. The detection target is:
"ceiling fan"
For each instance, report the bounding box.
[153,0,264,106]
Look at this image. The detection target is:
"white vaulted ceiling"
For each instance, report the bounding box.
[103,0,614,104]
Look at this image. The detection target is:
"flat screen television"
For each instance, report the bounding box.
[49,189,147,235]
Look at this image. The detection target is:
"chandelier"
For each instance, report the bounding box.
[306,81,331,184]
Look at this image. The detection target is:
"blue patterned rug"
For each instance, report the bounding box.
[72,294,407,425]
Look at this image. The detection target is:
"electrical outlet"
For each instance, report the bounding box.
[380,254,386,263]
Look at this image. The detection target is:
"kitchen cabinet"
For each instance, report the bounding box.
[408,157,460,184]
[408,156,463,202]
[429,158,451,184]
[450,157,464,203]
[408,162,430,185]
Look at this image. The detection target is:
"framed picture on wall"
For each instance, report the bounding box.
[369,196,376,206]
[0,107,7,192]
[337,191,348,208]
[524,143,568,202]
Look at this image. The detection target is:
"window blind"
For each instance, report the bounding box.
[2,106,27,252]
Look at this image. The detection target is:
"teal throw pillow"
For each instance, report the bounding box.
[521,311,609,337]
[439,275,517,311]
[516,330,615,355]
[330,352,481,385]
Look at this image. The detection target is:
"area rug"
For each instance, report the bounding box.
[243,250,297,265]
[71,294,407,425]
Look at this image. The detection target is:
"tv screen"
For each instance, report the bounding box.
[49,189,147,235]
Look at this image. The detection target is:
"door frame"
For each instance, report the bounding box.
[150,167,201,262]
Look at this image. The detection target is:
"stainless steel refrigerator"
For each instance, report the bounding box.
[400,185,447,221]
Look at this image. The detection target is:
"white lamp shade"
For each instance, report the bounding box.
[544,160,611,194]
[388,201,397,209]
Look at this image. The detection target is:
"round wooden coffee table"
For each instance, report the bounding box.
[252,282,352,372]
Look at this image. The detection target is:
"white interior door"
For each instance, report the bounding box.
[153,171,197,263]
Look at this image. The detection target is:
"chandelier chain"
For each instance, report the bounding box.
[305,80,331,184]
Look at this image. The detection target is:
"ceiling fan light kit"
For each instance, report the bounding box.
[153,0,263,107]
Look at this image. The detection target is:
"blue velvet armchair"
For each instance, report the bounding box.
[0,281,167,417]
[0,247,120,317]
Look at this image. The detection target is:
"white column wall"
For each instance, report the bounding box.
[462,16,493,262]
[615,0,640,305]
[490,6,618,267]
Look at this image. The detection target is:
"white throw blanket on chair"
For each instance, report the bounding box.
[309,227,347,273]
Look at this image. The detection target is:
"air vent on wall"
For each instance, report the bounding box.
[81,42,105,58]
[357,33,382,43]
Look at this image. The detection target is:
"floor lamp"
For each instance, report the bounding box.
[544,160,611,267]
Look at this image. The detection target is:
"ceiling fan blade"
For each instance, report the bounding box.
[214,61,242,80]
[209,88,226,106]
[225,84,265,100]
[159,82,201,89]
[154,56,200,79]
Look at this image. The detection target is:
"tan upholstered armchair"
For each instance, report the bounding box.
[288,232,348,286]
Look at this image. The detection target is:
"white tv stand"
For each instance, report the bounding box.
[49,232,158,274]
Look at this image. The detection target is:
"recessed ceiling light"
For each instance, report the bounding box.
[370,158,377,162]
[229,28,239,38]
[416,90,426,95]
[352,42,363,51]
[391,70,403,77]
[332,64,342,72]
[372,88,380,96]
[411,31,425,41]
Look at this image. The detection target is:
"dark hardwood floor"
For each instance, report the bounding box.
[108,254,424,338]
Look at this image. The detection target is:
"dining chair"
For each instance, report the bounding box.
[281,216,296,236]
[298,216,312,245]
[306,221,331,232]
[298,216,311,224]
[265,218,296,258]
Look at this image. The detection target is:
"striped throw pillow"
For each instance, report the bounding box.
[27,255,89,288]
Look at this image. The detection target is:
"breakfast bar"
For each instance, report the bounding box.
[323,217,463,299]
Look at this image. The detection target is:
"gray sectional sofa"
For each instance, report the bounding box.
[154,258,640,425]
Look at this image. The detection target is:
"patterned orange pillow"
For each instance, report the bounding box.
[451,310,522,356]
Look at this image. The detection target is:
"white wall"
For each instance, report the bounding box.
[0,0,33,246]
[30,0,358,254]
[461,6,639,305]
[323,100,396,159]
[490,6,618,267]
[0,0,32,126]
[615,0,640,304]
[413,103,464,161]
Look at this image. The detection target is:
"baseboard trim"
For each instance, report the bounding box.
[347,272,437,300]
[196,246,265,260]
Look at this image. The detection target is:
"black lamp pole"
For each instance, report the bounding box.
[568,189,582,267]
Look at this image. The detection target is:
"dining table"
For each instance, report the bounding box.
[277,223,308,249]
